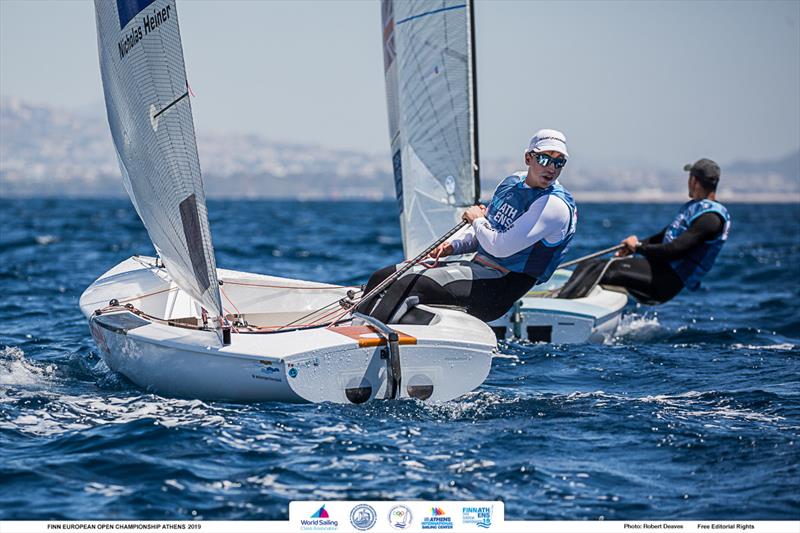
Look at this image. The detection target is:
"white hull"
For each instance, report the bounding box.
[489,269,629,344]
[81,257,496,404]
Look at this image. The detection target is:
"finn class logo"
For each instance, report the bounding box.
[349,504,377,531]
[462,506,493,529]
[421,507,452,530]
[388,504,413,530]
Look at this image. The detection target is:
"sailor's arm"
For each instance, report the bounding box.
[635,213,724,261]
[428,224,479,258]
[642,227,668,245]
[469,196,570,258]
[617,227,667,256]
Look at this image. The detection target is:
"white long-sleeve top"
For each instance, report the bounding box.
[449,192,572,258]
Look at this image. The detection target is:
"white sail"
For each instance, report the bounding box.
[94,0,222,320]
[381,0,480,258]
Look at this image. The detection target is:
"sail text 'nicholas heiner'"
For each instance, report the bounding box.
[118,4,172,60]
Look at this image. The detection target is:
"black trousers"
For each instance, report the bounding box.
[356,261,537,323]
[560,257,684,304]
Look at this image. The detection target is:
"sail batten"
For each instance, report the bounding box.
[95,0,223,322]
[382,0,479,258]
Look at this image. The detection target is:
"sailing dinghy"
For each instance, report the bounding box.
[80,0,496,404]
[488,270,628,344]
[381,0,627,344]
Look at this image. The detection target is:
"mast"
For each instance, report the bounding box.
[467,0,481,204]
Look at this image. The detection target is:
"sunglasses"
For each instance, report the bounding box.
[530,152,567,169]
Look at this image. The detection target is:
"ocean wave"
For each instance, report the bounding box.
[0,392,241,436]
[562,389,789,426]
[34,235,59,246]
[612,313,662,342]
[0,345,57,391]
[2,199,799,520]
[731,343,796,351]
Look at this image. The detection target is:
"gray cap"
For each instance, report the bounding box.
[683,158,721,187]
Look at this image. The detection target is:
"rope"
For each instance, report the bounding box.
[351,220,468,311]
[275,297,352,331]
[420,249,443,269]
[276,220,468,331]
[107,221,468,334]
[219,284,242,317]
[117,286,179,305]
[222,279,359,291]
[558,244,625,269]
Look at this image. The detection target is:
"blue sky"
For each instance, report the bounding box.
[1,0,798,170]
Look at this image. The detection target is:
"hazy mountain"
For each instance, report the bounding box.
[0,97,396,199]
[1,98,797,201]
[728,150,800,179]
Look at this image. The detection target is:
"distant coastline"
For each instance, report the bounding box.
[2,97,798,204]
[1,191,797,204]
[568,191,800,204]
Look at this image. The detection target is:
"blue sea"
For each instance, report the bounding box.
[1,198,798,520]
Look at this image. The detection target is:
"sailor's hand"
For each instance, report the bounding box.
[428,242,454,259]
[617,235,639,256]
[462,205,487,224]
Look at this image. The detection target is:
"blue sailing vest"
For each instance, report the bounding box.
[477,174,577,282]
[663,199,731,291]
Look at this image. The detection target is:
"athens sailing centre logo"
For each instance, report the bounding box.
[421,507,453,530]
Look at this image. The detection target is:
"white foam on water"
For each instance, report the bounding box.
[731,343,795,351]
[0,391,241,436]
[208,480,242,490]
[310,422,351,435]
[447,458,496,473]
[0,346,56,391]
[34,235,58,245]
[398,459,426,469]
[84,482,131,497]
[164,479,186,491]
[562,389,787,426]
[611,313,663,342]
[418,390,518,421]
[244,474,319,499]
[492,351,520,361]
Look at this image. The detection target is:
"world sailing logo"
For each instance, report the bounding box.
[300,504,338,531]
[312,505,330,518]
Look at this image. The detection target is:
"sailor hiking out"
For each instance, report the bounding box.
[560,158,731,303]
[358,129,577,323]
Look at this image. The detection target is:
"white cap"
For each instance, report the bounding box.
[526,129,568,158]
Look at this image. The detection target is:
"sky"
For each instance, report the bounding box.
[1,0,799,171]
